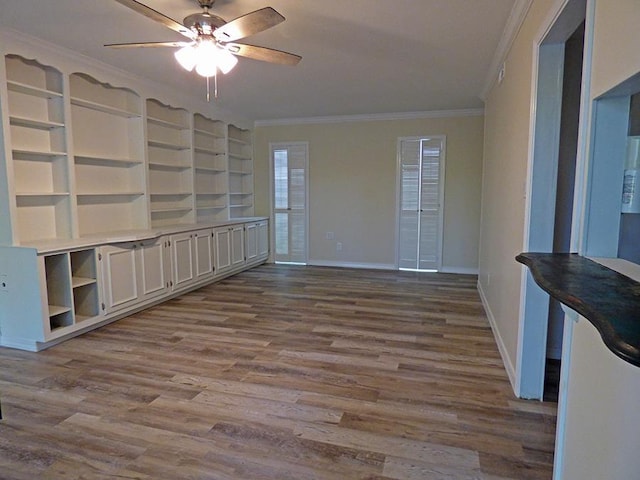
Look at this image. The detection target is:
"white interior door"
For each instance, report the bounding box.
[397,136,445,271]
[271,142,308,264]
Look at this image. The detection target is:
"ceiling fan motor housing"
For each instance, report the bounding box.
[197,0,216,8]
[183,12,226,36]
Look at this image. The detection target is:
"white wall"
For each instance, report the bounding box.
[254,113,484,272]
[559,316,640,479]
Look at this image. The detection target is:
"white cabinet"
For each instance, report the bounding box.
[100,237,170,314]
[231,224,245,269]
[139,238,172,300]
[171,232,195,291]
[0,220,266,351]
[245,222,258,263]
[195,229,214,280]
[170,228,213,291]
[213,226,232,276]
[258,220,269,259]
[245,220,269,265]
[100,243,138,314]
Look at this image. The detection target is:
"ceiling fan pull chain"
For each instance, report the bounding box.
[214,71,218,99]
[206,76,210,102]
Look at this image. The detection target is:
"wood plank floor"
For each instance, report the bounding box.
[0,264,556,479]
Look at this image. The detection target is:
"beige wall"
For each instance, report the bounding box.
[478,0,556,378]
[254,115,484,271]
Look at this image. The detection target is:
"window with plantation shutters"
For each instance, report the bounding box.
[271,142,308,264]
[397,136,445,271]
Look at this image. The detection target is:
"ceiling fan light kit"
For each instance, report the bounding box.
[175,41,238,76]
[108,0,301,99]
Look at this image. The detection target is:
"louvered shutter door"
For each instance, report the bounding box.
[398,137,444,271]
[418,138,443,270]
[399,139,421,269]
[288,144,307,263]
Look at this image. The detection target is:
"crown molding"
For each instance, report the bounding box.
[480,0,534,101]
[254,108,484,127]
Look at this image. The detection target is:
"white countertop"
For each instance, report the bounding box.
[8,217,268,254]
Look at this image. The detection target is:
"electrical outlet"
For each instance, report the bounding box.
[326,232,335,240]
[336,242,342,252]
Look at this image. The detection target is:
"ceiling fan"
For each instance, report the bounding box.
[106,0,301,98]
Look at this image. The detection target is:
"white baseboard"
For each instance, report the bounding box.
[0,337,39,352]
[477,279,518,395]
[440,266,479,275]
[299,261,479,274]
[308,260,396,270]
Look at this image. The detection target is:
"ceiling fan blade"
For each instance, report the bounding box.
[214,7,285,42]
[225,43,301,66]
[112,0,195,39]
[105,41,192,48]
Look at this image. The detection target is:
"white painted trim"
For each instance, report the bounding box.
[572,0,595,255]
[480,0,534,100]
[308,260,396,271]
[255,109,484,127]
[552,306,578,480]
[440,266,479,275]
[0,337,39,352]
[517,0,589,399]
[478,280,518,393]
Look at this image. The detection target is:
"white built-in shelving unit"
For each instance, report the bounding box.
[194,113,228,222]
[69,72,146,237]
[0,49,264,352]
[228,124,254,217]
[4,55,72,244]
[146,99,194,227]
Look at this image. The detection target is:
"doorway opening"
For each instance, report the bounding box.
[519,0,587,400]
[270,142,309,264]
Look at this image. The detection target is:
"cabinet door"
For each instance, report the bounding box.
[194,229,214,281]
[171,232,195,290]
[140,238,171,300]
[230,225,245,269]
[213,227,232,275]
[258,221,269,258]
[245,222,259,263]
[100,243,139,314]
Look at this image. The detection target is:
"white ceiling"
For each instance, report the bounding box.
[0,0,517,121]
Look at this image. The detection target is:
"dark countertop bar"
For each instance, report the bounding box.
[516,252,640,367]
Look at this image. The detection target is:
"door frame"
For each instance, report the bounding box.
[395,135,446,271]
[517,0,592,400]
[269,141,310,264]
